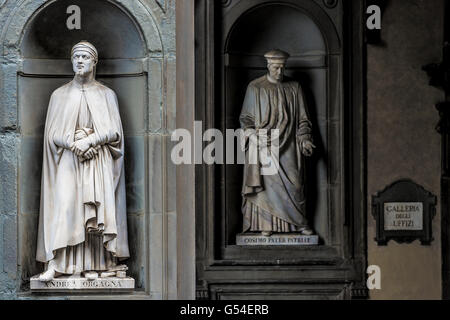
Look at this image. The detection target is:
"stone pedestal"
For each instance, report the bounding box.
[236,233,319,246]
[30,275,135,293]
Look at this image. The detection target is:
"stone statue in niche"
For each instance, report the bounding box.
[34,41,131,285]
[239,49,316,239]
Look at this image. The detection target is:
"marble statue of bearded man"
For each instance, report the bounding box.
[240,49,316,237]
[36,41,130,281]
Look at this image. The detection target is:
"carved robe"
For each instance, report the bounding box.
[240,75,313,233]
[36,80,129,273]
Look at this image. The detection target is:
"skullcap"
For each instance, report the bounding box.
[71,41,98,61]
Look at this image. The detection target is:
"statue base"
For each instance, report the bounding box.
[30,275,135,293]
[236,233,319,246]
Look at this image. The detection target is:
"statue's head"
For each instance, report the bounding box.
[264,49,289,83]
[71,41,98,77]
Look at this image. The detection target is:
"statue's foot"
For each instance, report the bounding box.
[39,267,56,282]
[300,227,314,236]
[100,271,116,278]
[84,271,98,281]
[262,231,273,237]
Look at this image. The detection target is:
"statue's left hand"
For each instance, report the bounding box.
[71,138,91,157]
[302,140,316,157]
[82,147,98,161]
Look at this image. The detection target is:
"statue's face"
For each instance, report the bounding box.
[268,63,285,82]
[72,50,96,76]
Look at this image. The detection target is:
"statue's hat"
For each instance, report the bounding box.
[71,41,98,62]
[264,49,290,64]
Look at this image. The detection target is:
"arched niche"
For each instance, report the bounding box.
[225,4,326,56]
[218,2,343,249]
[195,0,367,300]
[21,0,146,59]
[16,0,156,293]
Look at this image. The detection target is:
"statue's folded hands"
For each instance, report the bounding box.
[81,147,99,162]
[71,137,91,156]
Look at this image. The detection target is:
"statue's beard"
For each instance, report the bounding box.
[75,68,95,78]
[76,69,87,76]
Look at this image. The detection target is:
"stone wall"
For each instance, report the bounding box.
[367,0,444,299]
[0,0,447,300]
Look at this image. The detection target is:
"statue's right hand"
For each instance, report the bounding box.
[255,129,269,146]
[301,140,316,157]
[71,138,91,157]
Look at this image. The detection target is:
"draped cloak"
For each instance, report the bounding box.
[36,80,130,264]
[239,75,313,232]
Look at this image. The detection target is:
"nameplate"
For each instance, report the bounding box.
[30,275,134,292]
[236,233,319,246]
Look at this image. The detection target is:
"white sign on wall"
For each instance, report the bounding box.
[384,202,423,231]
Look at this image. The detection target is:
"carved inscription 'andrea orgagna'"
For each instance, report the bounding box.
[44,279,123,288]
[30,275,134,291]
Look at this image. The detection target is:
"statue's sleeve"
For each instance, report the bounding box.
[87,89,123,159]
[48,91,73,151]
[240,84,263,194]
[239,84,257,129]
[105,90,124,160]
[87,89,122,155]
[296,84,313,146]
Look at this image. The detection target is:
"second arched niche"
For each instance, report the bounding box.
[221,3,333,244]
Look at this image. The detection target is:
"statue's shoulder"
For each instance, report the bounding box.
[282,78,304,93]
[93,81,117,96]
[51,82,72,97]
[247,75,268,89]
[283,76,301,87]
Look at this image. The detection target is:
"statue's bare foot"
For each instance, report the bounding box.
[300,228,314,236]
[84,271,98,281]
[262,231,273,237]
[39,267,56,282]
